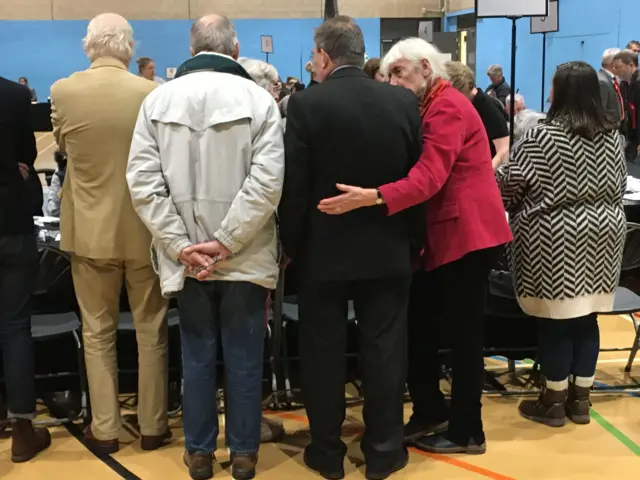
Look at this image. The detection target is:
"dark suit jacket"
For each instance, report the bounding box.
[279,67,425,283]
[597,68,622,126]
[485,78,511,106]
[629,70,640,145]
[0,77,40,236]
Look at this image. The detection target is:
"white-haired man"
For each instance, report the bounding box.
[318,37,512,456]
[485,64,511,106]
[50,13,169,454]
[598,48,623,125]
[127,14,284,480]
[505,93,526,118]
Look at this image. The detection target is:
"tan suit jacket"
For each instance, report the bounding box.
[51,57,157,260]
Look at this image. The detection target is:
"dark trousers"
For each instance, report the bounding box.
[407,247,498,445]
[299,275,411,471]
[537,313,599,382]
[0,234,38,419]
[176,278,268,455]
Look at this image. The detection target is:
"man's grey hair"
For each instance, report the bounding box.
[190,15,238,56]
[506,93,525,106]
[487,64,503,76]
[314,16,365,68]
[238,58,279,91]
[602,48,621,67]
[83,13,135,64]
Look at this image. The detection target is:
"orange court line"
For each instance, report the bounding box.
[265,410,515,480]
[409,448,516,480]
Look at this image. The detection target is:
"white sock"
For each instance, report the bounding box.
[574,375,595,388]
[546,378,569,391]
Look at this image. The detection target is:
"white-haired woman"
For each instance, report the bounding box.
[318,37,512,455]
[238,57,279,100]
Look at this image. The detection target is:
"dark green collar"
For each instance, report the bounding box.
[176,53,254,82]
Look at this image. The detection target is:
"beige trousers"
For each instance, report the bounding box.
[71,255,169,440]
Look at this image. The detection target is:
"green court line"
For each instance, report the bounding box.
[499,358,640,455]
[590,409,640,456]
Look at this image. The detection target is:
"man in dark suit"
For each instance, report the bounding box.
[0,76,51,461]
[279,16,423,480]
[613,50,640,162]
[485,64,511,106]
[598,48,623,126]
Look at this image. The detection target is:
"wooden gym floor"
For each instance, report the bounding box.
[5,136,638,479]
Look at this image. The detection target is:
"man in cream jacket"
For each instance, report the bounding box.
[127,14,284,480]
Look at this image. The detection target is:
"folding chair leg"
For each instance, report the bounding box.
[625,314,640,373]
[73,330,91,425]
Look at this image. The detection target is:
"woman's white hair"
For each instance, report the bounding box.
[238,58,279,91]
[83,13,135,64]
[381,37,449,82]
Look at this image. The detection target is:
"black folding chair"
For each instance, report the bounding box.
[28,246,88,425]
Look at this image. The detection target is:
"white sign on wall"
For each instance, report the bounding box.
[261,35,274,54]
[476,0,547,18]
[530,0,559,34]
[166,67,177,79]
[418,21,434,43]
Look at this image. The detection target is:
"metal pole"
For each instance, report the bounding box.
[509,17,518,148]
[541,32,547,112]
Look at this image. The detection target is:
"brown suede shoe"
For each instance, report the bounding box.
[84,425,119,455]
[230,452,258,480]
[183,451,214,480]
[260,416,285,443]
[11,418,52,463]
[566,384,592,425]
[519,387,567,428]
[141,429,172,451]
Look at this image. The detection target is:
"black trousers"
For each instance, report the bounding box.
[0,234,38,419]
[299,274,411,470]
[407,247,498,445]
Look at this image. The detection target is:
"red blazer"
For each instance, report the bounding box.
[378,83,512,271]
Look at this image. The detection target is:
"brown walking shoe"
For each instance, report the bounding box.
[519,387,567,427]
[183,451,214,480]
[141,429,172,451]
[231,452,258,480]
[84,425,119,455]
[566,383,592,425]
[11,418,52,463]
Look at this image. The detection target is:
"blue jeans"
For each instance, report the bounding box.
[177,278,267,455]
[0,234,38,419]
[537,313,600,381]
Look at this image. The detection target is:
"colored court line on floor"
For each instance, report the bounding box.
[493,357,640,456]
[408,448,516,480]
[64,423,141,480]
[265,411,515,480]
[590,410,640,456]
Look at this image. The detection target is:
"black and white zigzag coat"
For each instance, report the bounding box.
[496,121,627,320]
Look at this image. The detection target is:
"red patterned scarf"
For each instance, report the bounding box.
[419,78,448,118]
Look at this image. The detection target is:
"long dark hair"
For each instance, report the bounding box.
[545,61,618,138]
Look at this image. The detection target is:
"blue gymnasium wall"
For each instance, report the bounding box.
[476,0,639,112]
[0,18,381,100]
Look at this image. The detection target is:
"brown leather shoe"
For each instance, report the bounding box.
[260,416,285,443]
[11,418,52,463]
[230,452,258,480]
[183,451,214,480]
[141,429,172,451]
[84,425,119,455]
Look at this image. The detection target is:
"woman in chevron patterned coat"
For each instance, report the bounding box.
[497,61,626,429]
